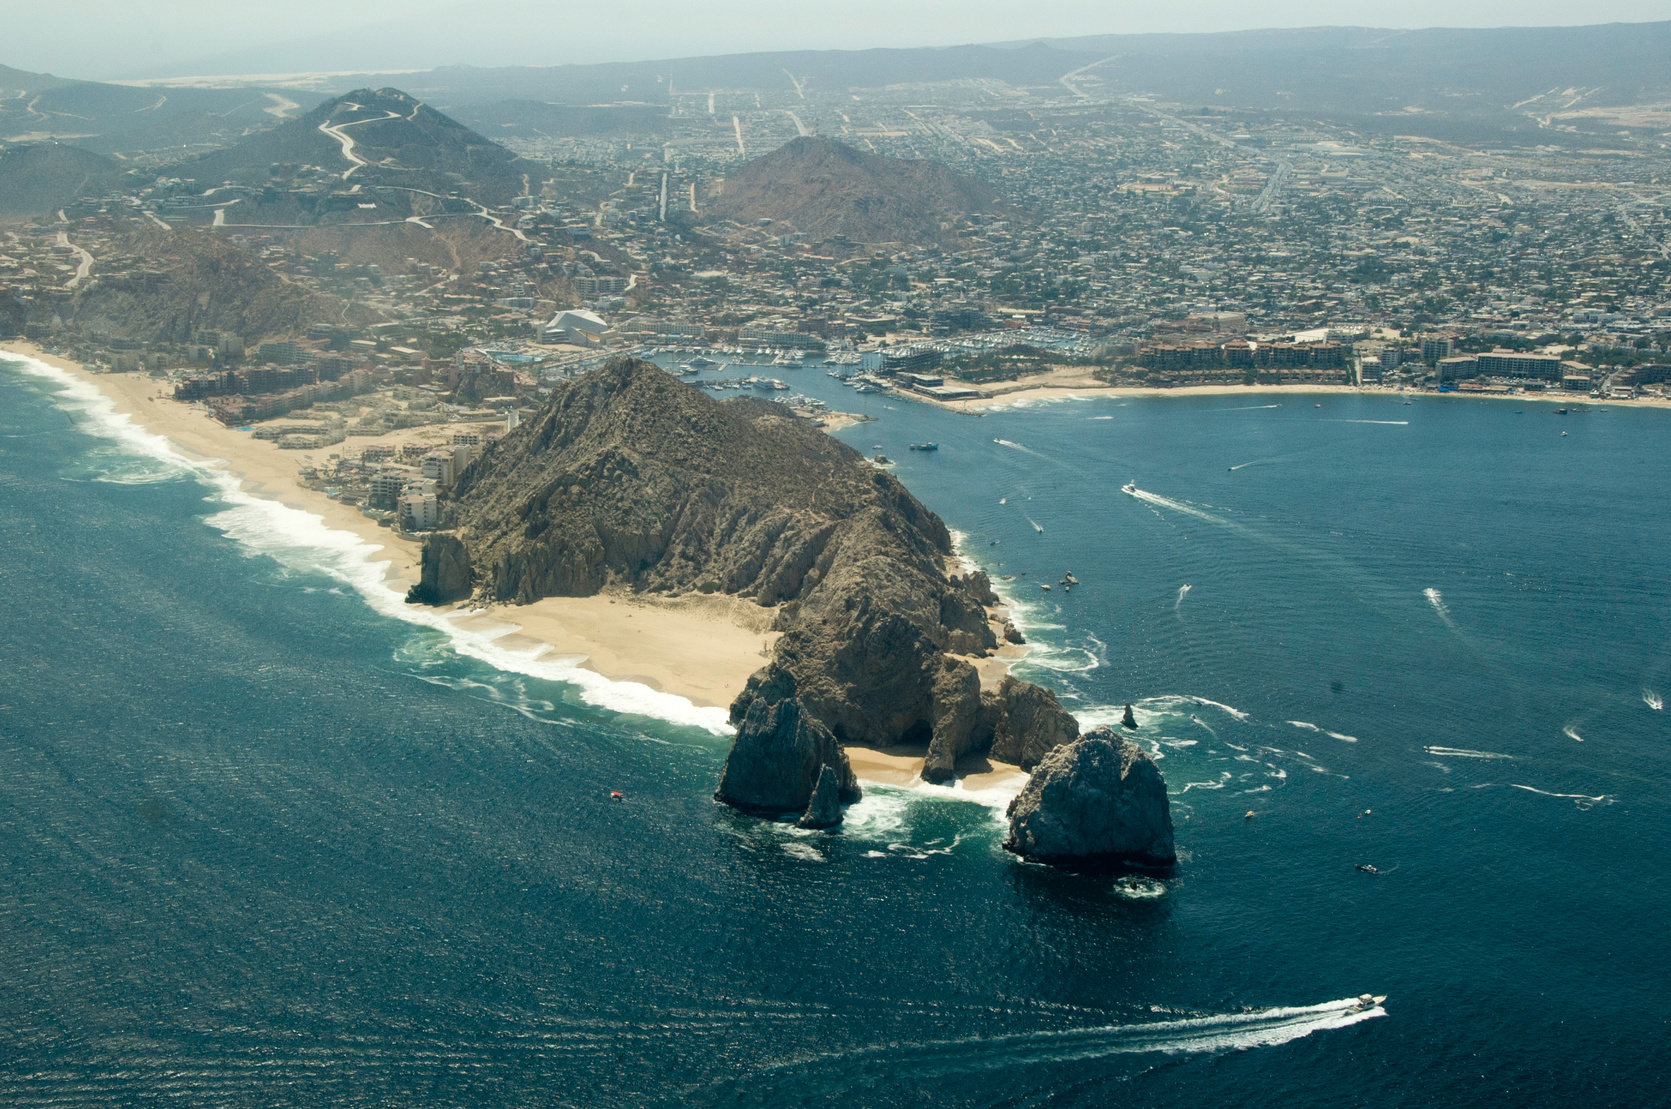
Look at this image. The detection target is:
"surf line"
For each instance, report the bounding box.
[5,354,732,734]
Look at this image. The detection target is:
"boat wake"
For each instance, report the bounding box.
[1228,457,1278,470]
[1423,587,1455,627]
[1287,721,1358,742]
[1475,783,1617,809]
[1175,583,1192,609]
[1644,689,1664,711]
[752,996,1386,1085]
[1225,403,1282,410]
[1562,723,1584,743]
[1324,419,1409,426]
[993,438,1046,459]
[1423,746,1512,760]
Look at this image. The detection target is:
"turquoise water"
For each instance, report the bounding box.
[2,355,1667,1106]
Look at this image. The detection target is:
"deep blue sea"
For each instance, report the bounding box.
[2,354,1667,1107]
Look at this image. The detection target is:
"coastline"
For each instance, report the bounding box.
[0,341,776,714]
[899,369,1671,413]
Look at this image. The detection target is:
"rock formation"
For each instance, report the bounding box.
[1004,726,1176,870]
[406,533,474,605]
[434,356,1096,817]
[715,666,860,815]
[798,765,845,829]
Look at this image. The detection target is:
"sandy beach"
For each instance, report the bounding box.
[2,341,778,708]
[911,366,1670,413]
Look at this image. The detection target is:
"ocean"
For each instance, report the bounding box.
[2,354,1666,1107]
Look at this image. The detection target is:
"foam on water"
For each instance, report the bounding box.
[1643,689,1663,710]
[1562,723,1584,743]
[1423,746,1512,760]
[1176,583,1192,609]
[1424,587,1454,626]
[758,996,1386,1082]
[8,354,732,735]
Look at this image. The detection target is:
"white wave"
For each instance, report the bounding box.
[1562,724,1584,743]
[1424,746,1512,760]
[5,355,196,482]
[1090,415,1114,420]
[1175,583,1192,609]
[1323,419,1409,425]
[1180,772,1232,793]
[1287,721,1358,743]
[8,354,732,734]
[764,996,1385,1077]
[1501,784,1617,809]
[1644,689,1663,710]
[1110,876,1169,900]
[1423,587,1455,627]
[780,842,826,862]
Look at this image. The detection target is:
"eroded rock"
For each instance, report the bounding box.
[405,533,473,605]
[716,666,861,815]
[1004,726,1175,869]
[797,764,845,828]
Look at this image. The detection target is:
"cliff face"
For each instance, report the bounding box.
[444,357,1083,816]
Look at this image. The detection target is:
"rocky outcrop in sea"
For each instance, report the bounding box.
[1004,726,1176,870]
[423,357,1132,820]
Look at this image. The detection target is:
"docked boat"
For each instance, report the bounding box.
[689,356,716,368]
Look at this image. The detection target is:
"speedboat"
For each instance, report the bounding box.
[1352,994,1387,1011]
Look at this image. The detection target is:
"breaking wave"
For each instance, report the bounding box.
[8,353,732,734]
[1424,746,1512,760]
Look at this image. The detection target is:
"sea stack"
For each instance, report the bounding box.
[797,765,845,829]
[405,534,474,605]
[1004,726,1176,870]
[715,667,861,816]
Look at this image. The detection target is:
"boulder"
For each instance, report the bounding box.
[797,764,845,828]
[1002,621,1025,645]
[405,533,473,605]
[1004,726,1175,869]
[716,666,861,815]
[985,676,1079,769]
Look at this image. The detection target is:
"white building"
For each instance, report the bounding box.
[399,491,438,531]
[540,309,615,347]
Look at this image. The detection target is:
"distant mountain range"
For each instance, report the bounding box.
[0,63,294,156]
[705,137,1002,245]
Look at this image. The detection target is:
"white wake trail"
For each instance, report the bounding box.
[762,997,1387,1080]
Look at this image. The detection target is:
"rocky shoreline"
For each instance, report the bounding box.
[414,355,1173,867]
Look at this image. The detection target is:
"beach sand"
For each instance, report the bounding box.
[845,744,1031,794]
[911,368,1669,413]
[2,341,778,708]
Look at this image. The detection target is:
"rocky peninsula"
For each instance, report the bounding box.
[415,356,1162,840]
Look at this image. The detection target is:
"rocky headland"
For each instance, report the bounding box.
[413,356,1138,834]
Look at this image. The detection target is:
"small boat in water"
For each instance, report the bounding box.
[1356,863,1380,874]
[1040,583,1051,592]
[908,442,938,451]
[1352,994,1387,1011]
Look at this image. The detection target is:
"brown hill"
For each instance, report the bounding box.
[704,137,1003,245]
[424,358,1083,815]
[69,227,354,343]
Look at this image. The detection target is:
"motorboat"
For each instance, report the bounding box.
[908,442,938,451]
[1352,994,1387,1011]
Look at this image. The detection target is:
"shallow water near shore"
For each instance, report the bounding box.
[2,356,1668,1106]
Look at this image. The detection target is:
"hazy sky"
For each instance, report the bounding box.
[8,0,1670,81]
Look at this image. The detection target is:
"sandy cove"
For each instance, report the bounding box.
[3,341,777,709]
